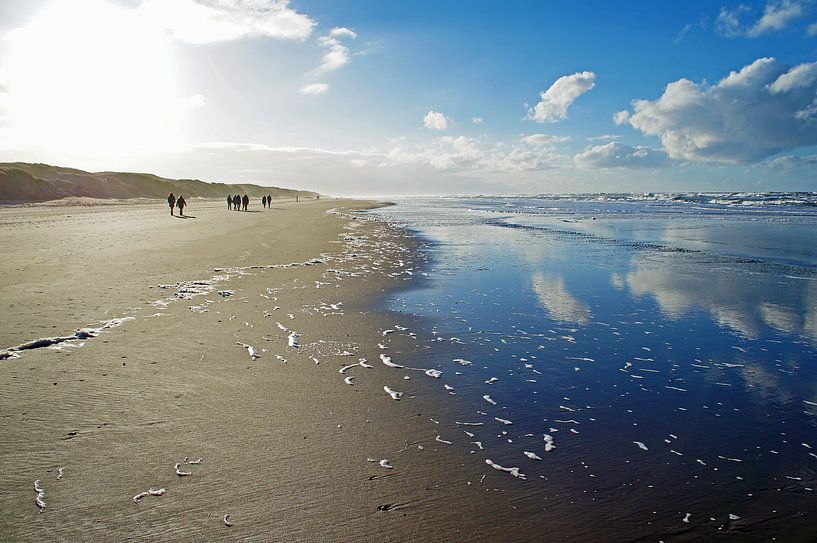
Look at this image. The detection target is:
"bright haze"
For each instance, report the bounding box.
[1,0,816,195]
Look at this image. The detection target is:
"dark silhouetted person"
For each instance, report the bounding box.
[242,193,249,211]
[262,195,267,208]
[167,193,176,216]
[233,194,240,211]
[296,195,299,203]
[267,194,272,207]
[176,195,186,216]
[227,195,232,210]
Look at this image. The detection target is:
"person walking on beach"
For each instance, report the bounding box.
[242,193,249,211]
[233,194,240,211]
[262,195,267,209]
[227,195,232,210]
[167,193,176,216]
[267,194,272,207]
[176,195,186,216]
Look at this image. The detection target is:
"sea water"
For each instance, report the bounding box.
[370,194,817,540]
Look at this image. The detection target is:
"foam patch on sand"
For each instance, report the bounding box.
[485,459,526,479]
[236,342,261,361]
[384,385,404,400]
[34,480,46,512]
[133,487,166,504]
[1,316,134,360]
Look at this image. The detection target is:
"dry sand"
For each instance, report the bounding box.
[0,198,561,542]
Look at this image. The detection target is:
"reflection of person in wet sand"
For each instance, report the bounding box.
[242,194,249,211]
[167,193,176,216]
[227,195,232,210]
[176,195,186,216]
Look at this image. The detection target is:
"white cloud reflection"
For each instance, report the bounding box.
[531,271,591,325]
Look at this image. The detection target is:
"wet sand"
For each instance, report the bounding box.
[0,199,554,542]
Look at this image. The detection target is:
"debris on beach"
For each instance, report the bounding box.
[175,463,192,476]
[223,514,233,527]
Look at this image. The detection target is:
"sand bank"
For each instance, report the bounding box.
[0,199,559,542]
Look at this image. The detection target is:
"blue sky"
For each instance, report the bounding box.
[1,0,817,194]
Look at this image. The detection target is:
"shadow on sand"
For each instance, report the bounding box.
[173,215,197,219]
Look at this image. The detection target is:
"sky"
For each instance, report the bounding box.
[1,0,817,195]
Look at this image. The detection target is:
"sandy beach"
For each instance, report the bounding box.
[0,198,549,542]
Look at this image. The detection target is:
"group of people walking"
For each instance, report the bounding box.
[167,193,186,216]
[166,192,285,217]
[228,194,250,211]
[226,193,274,211]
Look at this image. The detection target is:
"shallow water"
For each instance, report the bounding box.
[370,196,817,541]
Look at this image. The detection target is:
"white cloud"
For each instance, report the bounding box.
[527,71,596,123]
[574,142,669,169]
[716,4,753,37]
[522,133,569,145]
[716,1,805,38]
[138,0,316,44]
[613,110,630,125]
[674,23,693,44]
[472,117,483,124]
[749,0,805,36]
[618,57,817,163]
[329,27,357,39]
[763,153,817,169]
[387,135,569,172]
[316,26,357,72]
[423,110,450,131]
[298,83,329,95]
[808,21,817,35]
[587,134,621,141]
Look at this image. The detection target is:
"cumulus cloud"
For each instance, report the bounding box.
[423,110,450,131]
[316,26,357,72]
[298,83,328,94]
[527,71,596,123]
[716,1,805,38]
[138,0,316,44]
[618,57,817,163]
[574,142,669,169]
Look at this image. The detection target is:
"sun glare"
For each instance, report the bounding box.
[4,0,190,158]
